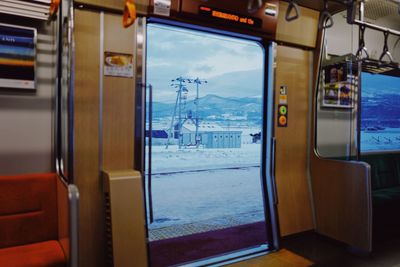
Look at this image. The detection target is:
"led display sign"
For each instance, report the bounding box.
[198,6,262,28]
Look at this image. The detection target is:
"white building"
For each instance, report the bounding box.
[180,122,242,149]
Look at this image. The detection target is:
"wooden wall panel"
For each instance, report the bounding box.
[102,14,135,170]
[74,9,106,267]
[276,1,319,48]
[275,45,314,236]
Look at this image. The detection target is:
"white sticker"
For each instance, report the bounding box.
[280,86,287,96]
[104,52,134,78]
[279,86,288,104]
[154,0,171,16]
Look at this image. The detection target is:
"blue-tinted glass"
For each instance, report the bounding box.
[361,72,400,152]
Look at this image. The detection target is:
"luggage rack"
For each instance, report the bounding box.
[0,0,51,20]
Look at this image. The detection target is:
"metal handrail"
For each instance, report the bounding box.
[54,0,75,183]
[68,184,79,267]
[147,84,154,224]
[348,1,400,37]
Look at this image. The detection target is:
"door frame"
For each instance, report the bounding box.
[134,16,280,266]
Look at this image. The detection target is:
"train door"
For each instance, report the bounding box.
[135,18,278,266]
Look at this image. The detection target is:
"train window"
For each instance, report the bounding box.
[361,72,400,152]
[143,23,273,266]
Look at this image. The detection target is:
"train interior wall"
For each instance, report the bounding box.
[74,9,138,266]
[0,15,56,175]
[316,12,400,158]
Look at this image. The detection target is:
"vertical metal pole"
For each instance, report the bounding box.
[178,79,182,149]
[148,85,154,223]
[99,12,104,172]
[54,2,62,177]
[356,61,362,161]
[195,80,199,147]
[359,0,365,21]
[356,0,364,161]
[67,0,75,182]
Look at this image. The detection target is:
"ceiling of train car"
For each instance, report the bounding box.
[293,0,347,12]
[293,0,400,29]
[364,0,400,25]
[294,0,400,18]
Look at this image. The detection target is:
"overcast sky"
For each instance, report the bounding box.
[146,24,265,103]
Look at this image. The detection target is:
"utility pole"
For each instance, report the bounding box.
[193,78,207,148]
[166,77,189,149]
[166,76,207,149]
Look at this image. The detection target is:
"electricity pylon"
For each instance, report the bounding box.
[165,76,207,149]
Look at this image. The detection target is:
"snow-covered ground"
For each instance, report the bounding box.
[361,128,400,152]
[147,166,266,230]
[145,142,266,232]
[147,143,262,173]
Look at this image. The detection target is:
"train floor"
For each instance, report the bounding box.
[280,231,400,267]
[227,231,400,267]
[149,229,400,266]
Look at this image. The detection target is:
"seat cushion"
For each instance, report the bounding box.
[361,154,400,190]
[373,186,400,207]
[0,241,66,267]
[0,173,58,249]
[373,186,400,233]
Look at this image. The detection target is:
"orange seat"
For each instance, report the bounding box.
[0,241,66,267]
[0,173,66,267]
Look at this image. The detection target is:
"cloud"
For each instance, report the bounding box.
[146,24,265,102]
[192,64,214,73]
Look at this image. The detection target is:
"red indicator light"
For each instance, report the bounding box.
[200,6,211,12]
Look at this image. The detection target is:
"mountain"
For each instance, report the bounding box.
[152,94,262,123]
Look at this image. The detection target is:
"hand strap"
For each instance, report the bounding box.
[49,0,60,21]
[123,0,137,28]
[286,0,300,22]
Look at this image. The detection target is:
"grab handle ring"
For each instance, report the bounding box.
[286,0,300,22]
[319,0,334,29]
[356,25,369,61]
[379,31,394,64]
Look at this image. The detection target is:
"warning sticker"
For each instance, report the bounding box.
[154,0,171,16]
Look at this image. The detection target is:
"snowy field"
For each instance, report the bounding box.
[147,143,261,173]
[361,128,400,152]
[145,143,266,231]
[147,166,266,230]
